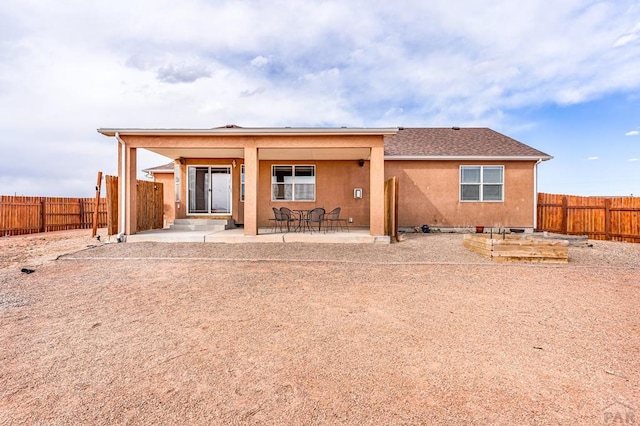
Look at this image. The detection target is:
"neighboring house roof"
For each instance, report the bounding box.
[143,162,174,175]
[384,127,552,160]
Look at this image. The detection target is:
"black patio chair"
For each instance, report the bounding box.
[279,207,298,232]
[325,207,349,232]
[270,207,285,233]
[302,207,325,233]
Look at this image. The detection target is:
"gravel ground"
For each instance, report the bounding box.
[0,230,638,425]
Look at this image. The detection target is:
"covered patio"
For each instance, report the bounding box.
[98,126,398,240]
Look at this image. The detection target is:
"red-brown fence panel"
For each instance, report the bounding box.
[0,196,42,236]
[537,193,640,243]
[105,175,119,236]
[104,176,163,235]
[0,195,107,237]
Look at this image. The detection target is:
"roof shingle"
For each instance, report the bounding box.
[143,161,174,174]
[384,128,550,158]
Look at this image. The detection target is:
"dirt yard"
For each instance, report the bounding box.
[1,230,638,425]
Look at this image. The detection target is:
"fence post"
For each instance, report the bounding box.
[78,198,83,230]
[40,198,46,233]
[536,193,543,232]
[106,175,119,236]
[561,196,568,235]
[604,198,612,241]
[92,171,103,237]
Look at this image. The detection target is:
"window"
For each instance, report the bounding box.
[174,163,181,202]
[272,165,315,201]
[460,166,504,202]
[240,164,245,202]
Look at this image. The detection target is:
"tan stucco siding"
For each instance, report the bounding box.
[122,134,384,149]
[385,160,536,228]
[153,173,176,226]
[167,158,373,227]
[156,158,536,230]
[172,158,242,223]
[258,160,370,227]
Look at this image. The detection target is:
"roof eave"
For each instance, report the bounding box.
[384,155,553,161]
[142,169,174,174]
[98,127,399,137]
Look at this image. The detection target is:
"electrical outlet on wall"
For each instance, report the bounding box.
[349,217,353,223]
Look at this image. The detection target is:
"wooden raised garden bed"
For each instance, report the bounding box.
[463,234,569,263]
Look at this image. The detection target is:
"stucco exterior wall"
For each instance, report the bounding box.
[160,158,536,229]
[169,159,370,227]
[173,158,242,223]
[258,160,370,227]
[384,160,537,229]
[152,173,176,226]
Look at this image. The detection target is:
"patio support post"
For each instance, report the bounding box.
[244,144,259,236]
[117,138,124,235]
[125,146,137,235]
[369,144,385,236]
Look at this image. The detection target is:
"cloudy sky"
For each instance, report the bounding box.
[1,0,639,197]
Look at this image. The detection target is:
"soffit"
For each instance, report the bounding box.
[145,147,371,160]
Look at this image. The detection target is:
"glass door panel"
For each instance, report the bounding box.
[188,167,209,213]
[210,167,231,214]
[188,166,231,215]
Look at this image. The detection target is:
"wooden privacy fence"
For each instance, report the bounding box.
[105,176,164,235]
[0,196,108,237]
[537,193,640,242]
[106,175,119,235]
[384,176,399,242]
[137,180,164,232]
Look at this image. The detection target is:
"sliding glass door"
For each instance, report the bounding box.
[187,166,231,215]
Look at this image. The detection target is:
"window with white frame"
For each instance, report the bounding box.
[460,166,504,202]
[272,165,315,201]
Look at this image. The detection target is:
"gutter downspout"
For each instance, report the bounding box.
[115,132,126,242]
[533,158,542,231]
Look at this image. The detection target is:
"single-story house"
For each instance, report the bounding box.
[98,126,551,237]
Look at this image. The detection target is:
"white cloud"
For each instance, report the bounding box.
[240,87,266,98]
[614,33,638,47]
[628,158,640,162]
[250,56,272,68]
[626,130,640,136]
[1,0,640,195]
[614,22,640,47]
[156,63,212,84]
[588,156,599,160]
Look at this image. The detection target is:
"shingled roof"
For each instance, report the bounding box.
[384,127,551,159]
[142,162,174,174]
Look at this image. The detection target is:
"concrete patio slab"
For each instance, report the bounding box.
[125,227,390,244]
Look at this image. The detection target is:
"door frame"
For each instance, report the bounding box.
[186,165,232,216]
